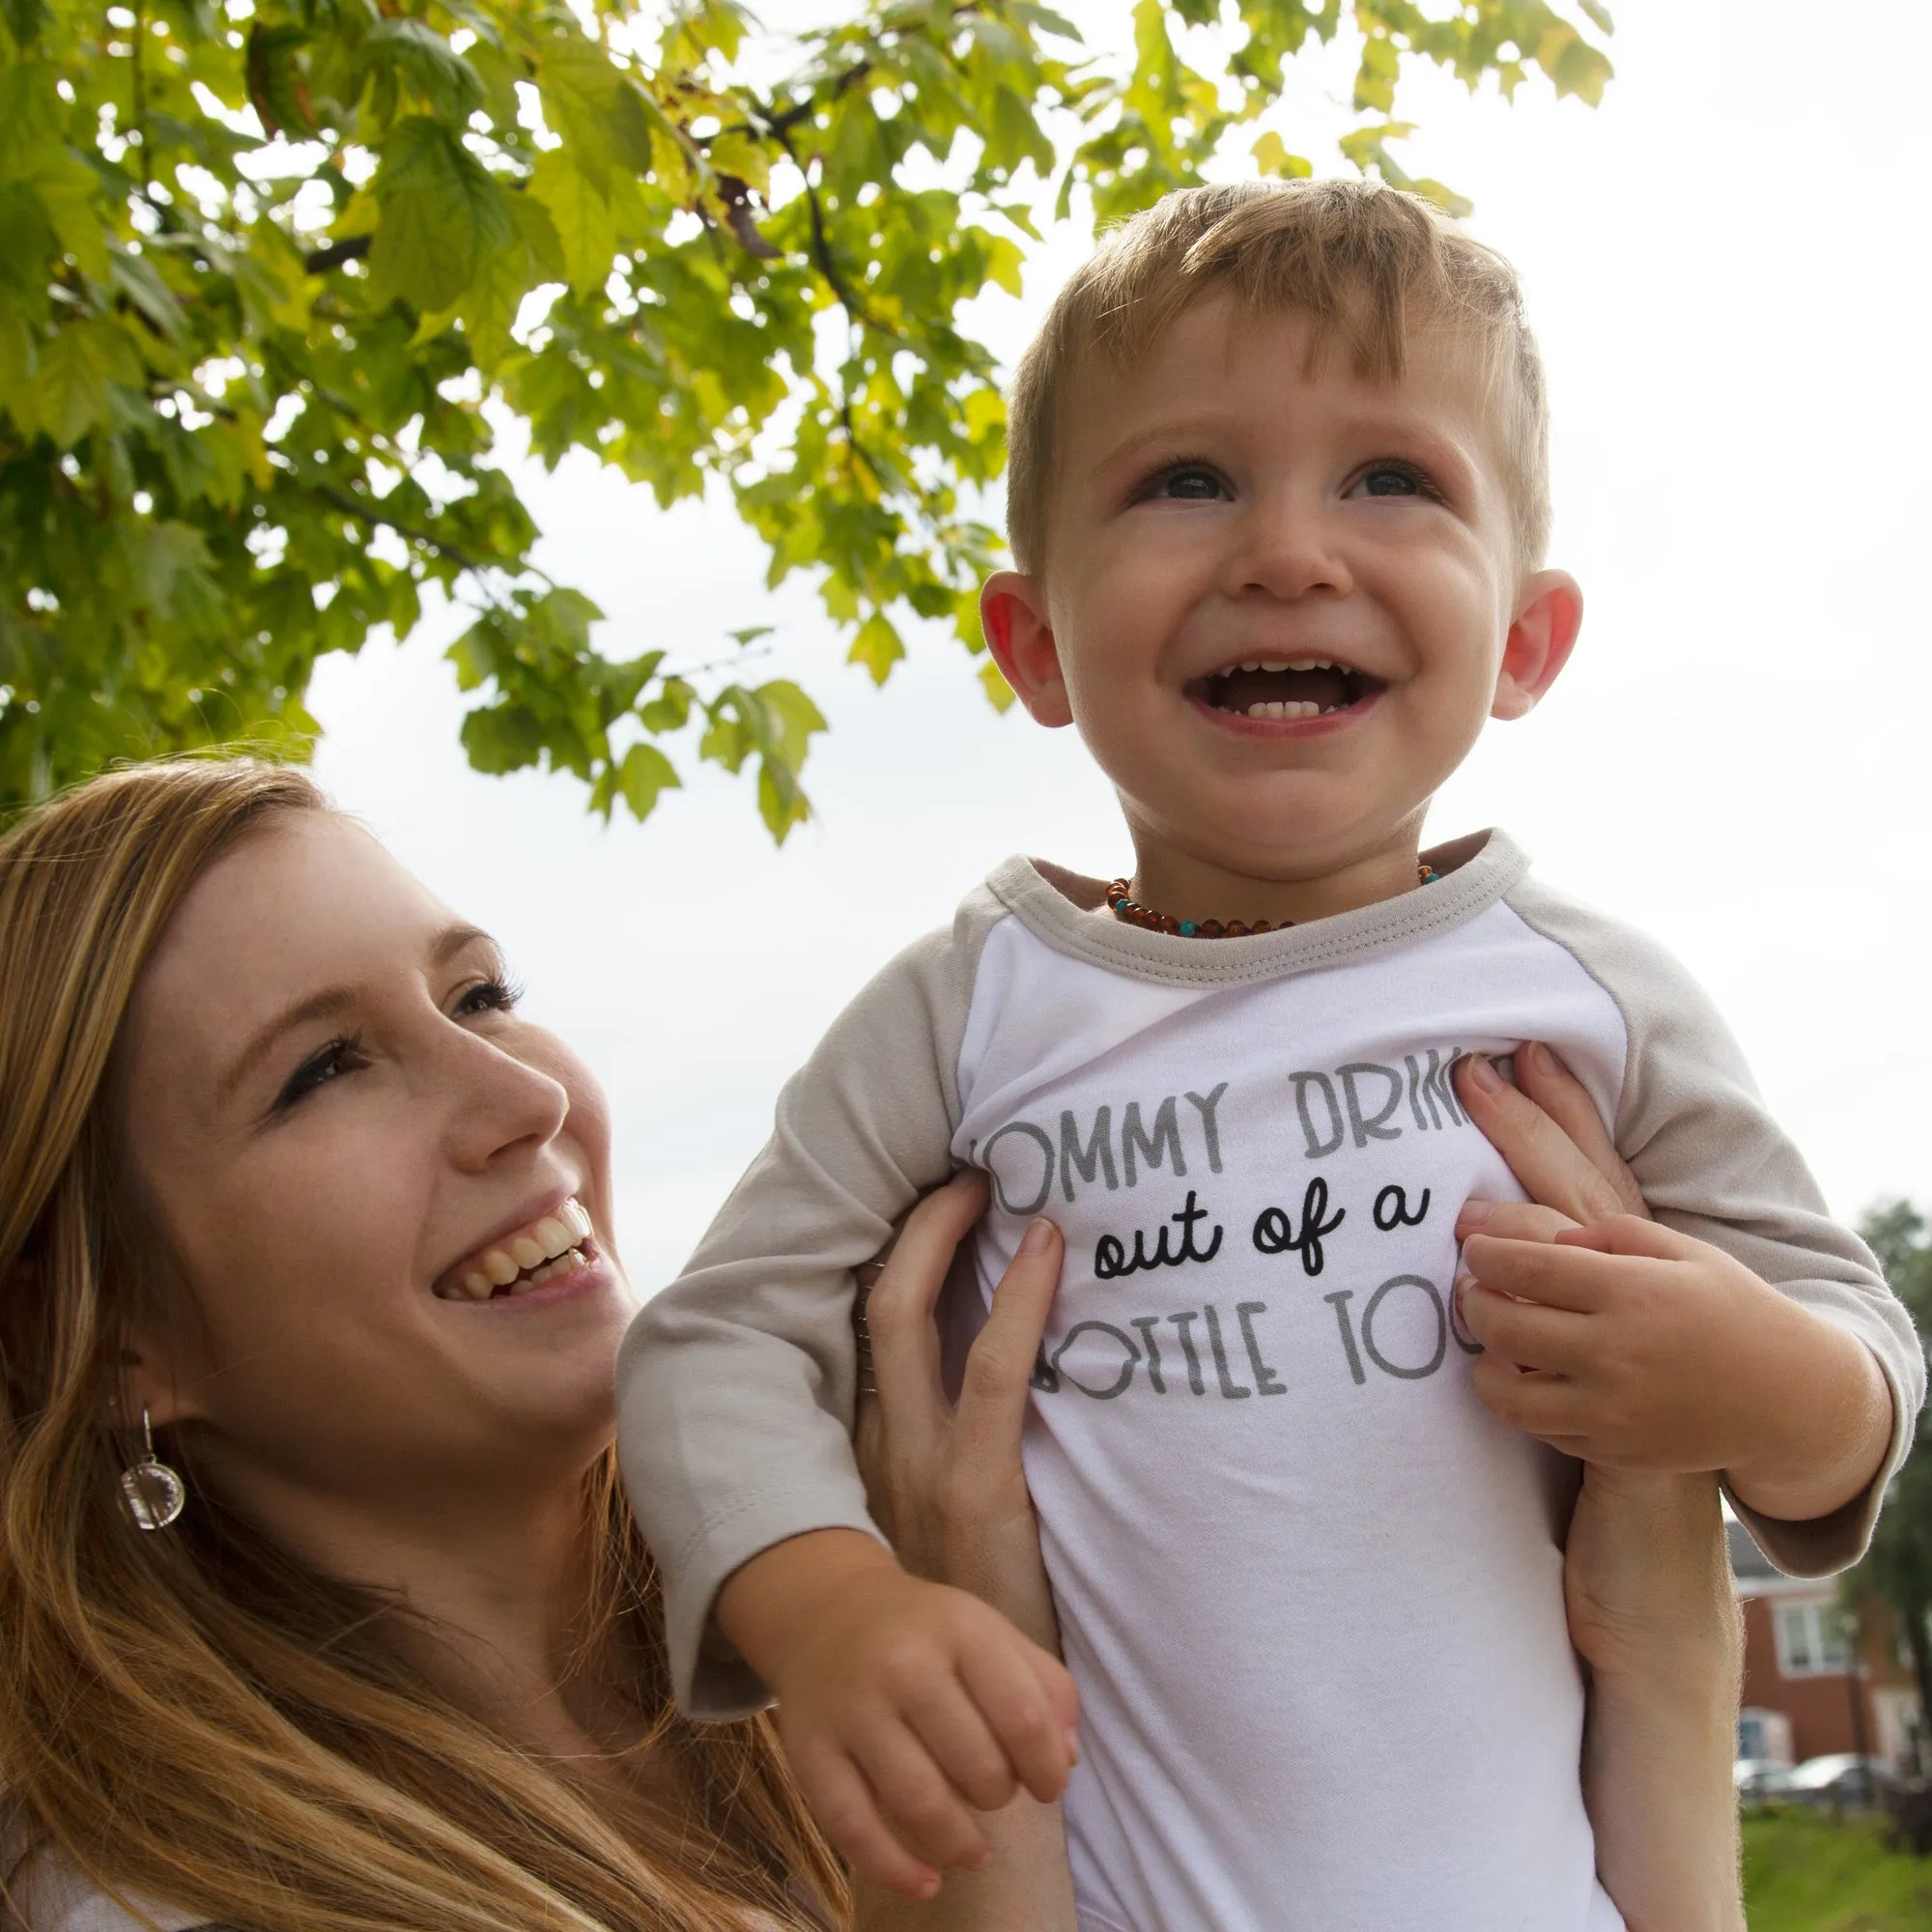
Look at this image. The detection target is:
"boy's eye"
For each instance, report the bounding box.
[1141,463,1229,503]
[1352,460,1435,500]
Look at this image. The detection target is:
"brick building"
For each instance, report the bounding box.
[1729,1519,1923,1772]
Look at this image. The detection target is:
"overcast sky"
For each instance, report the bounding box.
[309,0,1932,1296]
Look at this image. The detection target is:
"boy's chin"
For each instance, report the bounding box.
[1132,799,1433,884]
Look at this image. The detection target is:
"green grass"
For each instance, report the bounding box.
[1743,1806,1932,1931]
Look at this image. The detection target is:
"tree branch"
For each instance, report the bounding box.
[131,0,152,190]
[306,482,484,577]
[305,235,372,274]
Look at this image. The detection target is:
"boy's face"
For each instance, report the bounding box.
[985,297,1578,893]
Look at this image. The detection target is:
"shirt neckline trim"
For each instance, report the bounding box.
[983,829,1529,987]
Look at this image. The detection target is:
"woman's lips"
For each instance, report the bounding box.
[436,1196,596,1301]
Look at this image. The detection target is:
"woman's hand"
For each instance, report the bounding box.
[849,1175,1080,1932]
[1453,1043,1738,1665]
[854,1176,1062,1652]
[1454,1044,1744,1932]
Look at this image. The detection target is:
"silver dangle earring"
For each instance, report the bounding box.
[119,1408,185,1531]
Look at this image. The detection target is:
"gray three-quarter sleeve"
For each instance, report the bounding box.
[616,889,1005,1717]
[1509,877,1926,1577]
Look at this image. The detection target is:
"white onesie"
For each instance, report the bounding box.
[618,830,1922,1932]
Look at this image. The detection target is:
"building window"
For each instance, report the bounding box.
[1775,1600,1853,1677]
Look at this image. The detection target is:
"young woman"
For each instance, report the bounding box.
[0,760,845,1932]
[0,759,1742,1932]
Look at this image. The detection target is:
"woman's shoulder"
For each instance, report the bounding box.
[0,1807,213,1932]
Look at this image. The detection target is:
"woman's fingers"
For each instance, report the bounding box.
[955,1216,1063,1467]
[1516,1041,1648,1217]
[1454,1049,1634,1228]
[867,1175,989,1413]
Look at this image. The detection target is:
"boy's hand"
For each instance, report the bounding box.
[717,1528,1078,1899]
[1456,1213,1892,1522]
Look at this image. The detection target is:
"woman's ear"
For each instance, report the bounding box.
[980,572,1073,728]
[1492,570,1583,722]
[109,1335,202,1435]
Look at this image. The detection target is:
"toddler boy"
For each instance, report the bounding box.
[617,181,1922,1929]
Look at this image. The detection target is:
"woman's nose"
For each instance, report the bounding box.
[441,1028,572,1173]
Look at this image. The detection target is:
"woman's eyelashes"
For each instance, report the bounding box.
[273,1035,368,1112]
[270,978,524,1113]
[454,974,524,1018]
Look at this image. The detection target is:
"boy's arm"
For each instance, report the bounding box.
[1497,882,1925,1571]
[615,899,999,1717]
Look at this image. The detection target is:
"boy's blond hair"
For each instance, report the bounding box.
[1007,178,1551,577]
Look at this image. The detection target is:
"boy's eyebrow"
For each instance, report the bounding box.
[1087,413,1247,477]
[1087,403,1481,484]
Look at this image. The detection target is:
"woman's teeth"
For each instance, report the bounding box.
[444,1197,595,1302]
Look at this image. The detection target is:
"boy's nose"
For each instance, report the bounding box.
[1223,499,1354,602]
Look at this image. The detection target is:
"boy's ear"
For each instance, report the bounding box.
[981,572,1073,728]
[1492,570,1583,722]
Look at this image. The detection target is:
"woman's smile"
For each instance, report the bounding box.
[436,1192,601,1302]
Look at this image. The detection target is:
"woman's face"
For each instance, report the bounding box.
[118,810,637,1531]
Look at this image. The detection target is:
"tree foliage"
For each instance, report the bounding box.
[1846,1200,1932,1756]
[0,0,1611,835]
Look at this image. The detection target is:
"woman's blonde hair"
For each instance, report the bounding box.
[0,759,847,1932]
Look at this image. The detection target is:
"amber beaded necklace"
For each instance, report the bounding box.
[1106,861,1440,938]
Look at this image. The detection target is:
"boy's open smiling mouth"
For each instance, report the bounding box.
[1187,657,1388,724]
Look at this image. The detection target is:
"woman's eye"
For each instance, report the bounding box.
[1146,464,1228,502]
[455,976,523,1018]
[1354,461,1434,499]
[273,1037,365,1111]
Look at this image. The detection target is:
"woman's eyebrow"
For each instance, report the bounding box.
[214,927,495,1105]
[430,922,494,967]
[216,985,356,1107]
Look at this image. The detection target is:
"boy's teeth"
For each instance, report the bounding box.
[1245,699,1321,720]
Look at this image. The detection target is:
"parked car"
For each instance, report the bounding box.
[1733,1757,1795,1801]
[1781,1753,1896,1807]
